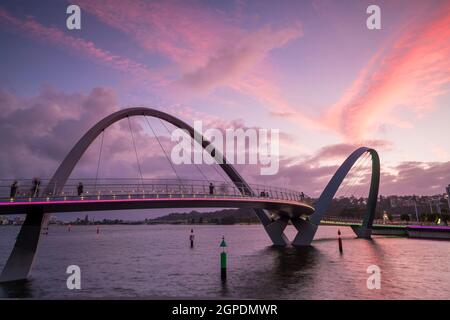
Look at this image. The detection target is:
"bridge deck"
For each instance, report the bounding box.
[0,195,315,218]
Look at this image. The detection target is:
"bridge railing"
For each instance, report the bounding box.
[0,178,313,205]
[320,215,437,226]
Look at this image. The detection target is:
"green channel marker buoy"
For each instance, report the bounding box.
[220,236,227,281]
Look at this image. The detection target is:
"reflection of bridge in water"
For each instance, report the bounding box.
[0,107,380,282]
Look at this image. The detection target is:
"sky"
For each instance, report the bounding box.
[0,0,450,200]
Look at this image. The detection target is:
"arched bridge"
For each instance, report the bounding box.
[0,107,380,282]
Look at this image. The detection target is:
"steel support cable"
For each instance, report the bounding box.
[185,121,229,182]
[144,116,183,184]
[351,163,373,202]
[338,152,370,199]
[210,160,229,182]
[94,129,105,193]
[333,154,365,199]
[157,118,213,182]
[332,152,368,216]
[127,116,144,188]
[344,153,371,198]
[337,152,371,219]
[347,164,373,223]
[338,160,370,218]
[337,152,368,197]
[351,160,372,198]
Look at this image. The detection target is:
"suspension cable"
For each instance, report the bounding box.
[127,116,144,187]
[351,160,373,200]
[163,119,227,182]
[337,152,372,219]
[144,116,182,182]
[346,153,371,198]
[332,153,367,215]
[338,152,370,198]
[337,152,367,197]
[347,157,373,222]
[158,118,212,182]
[94,129,105,192]
[210,159,229,182]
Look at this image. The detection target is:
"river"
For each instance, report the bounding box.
[1,224,449,299]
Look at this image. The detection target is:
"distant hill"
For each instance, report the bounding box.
[149,208,260,224]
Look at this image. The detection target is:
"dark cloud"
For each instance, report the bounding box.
[305,140,393,165]
[0,86,119,178]
[0,87,230,183]
[380,161,450,195]
[245,144,449,197]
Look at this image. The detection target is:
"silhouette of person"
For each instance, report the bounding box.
[31,178,40,197]
[10,180,18,199]
[77,182,84,196]
[209,182,215,195]
[300,192,305,201]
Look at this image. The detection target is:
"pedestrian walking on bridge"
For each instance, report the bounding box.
[10,180,18,199]
[77,182,84,196]
[31,178,40,197]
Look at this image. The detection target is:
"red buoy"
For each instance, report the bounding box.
[338,229,343,254]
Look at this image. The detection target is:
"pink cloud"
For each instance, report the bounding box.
[77,0,233,70]
[1,1,304,120]
[322,3,450,140]
[176,24,302,92]
[0,87,120,178]
[77,0,303,96]
[0,8,162,84]
[305,140,393,166]
[230,72,320,129]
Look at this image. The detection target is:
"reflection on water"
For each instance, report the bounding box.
[232,246,321,299]
[1,224,450,299]
[0,279,33,298]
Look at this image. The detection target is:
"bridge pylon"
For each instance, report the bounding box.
[0,208,47,282]
[290,147,380,247]
[262,215,290,246]
[291,217,318,247]
[351,226,373,238]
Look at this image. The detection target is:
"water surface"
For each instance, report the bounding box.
[1,224,449,299]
